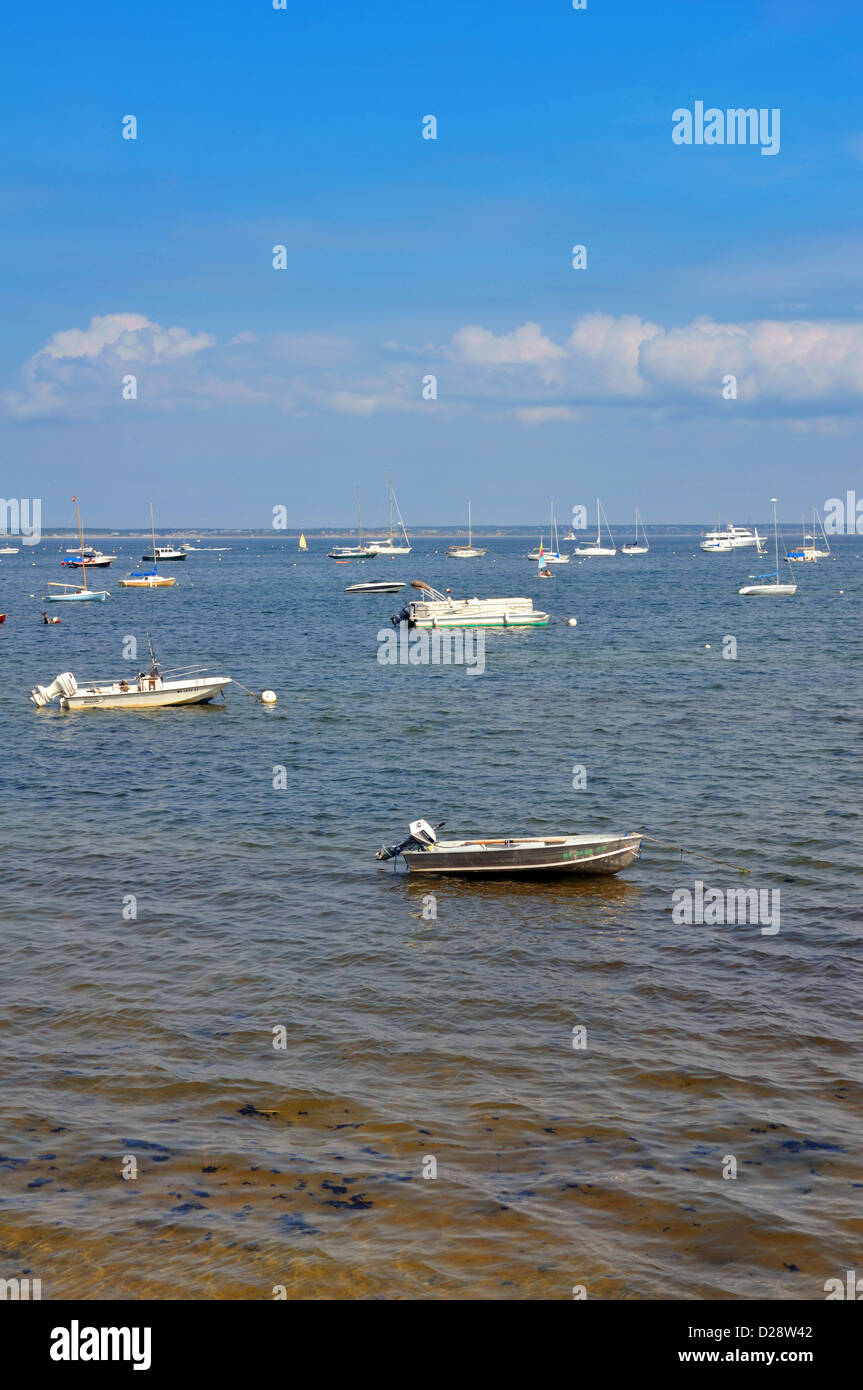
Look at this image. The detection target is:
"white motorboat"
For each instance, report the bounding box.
[446,501,488,558]
[367,478,412,555]
[393,581,548,629]
[345,579,405,594]
[0,545,20,554]
[701,523,765,552]
[739,499,798,596]
[376,819,642,877]
[527,503,570,563]
[30,638,231,710]
[574,498,617,556]
[621,508,649,554]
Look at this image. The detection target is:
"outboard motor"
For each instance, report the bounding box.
[30,672,77,707]
[376,818,443,862]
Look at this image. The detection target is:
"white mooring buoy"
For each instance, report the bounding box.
[566,617,578,627]
[260,689,278,704]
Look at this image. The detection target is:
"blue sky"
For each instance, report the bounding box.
[2,0,862,527]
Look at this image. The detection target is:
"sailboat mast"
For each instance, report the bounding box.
[771,498,779,580]
[356,487,363,545]
[468,501,472,548]
[150,502,159,572]
[388,473,394,543]
[75,499,88,591]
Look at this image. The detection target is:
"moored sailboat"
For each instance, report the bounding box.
[738,499,798,596]
[621,508,649,554]
[118,505,177,589]
[45,499,110,602]
[574,497,616,556]
[446,501,487,558]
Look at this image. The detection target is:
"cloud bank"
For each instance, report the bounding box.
[5,309,863,425]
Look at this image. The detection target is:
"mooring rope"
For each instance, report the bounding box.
[635,831,751,874]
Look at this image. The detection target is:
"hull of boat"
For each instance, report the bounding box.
[328,549,377,560]
[527,552,569,563]
[446,549,487,558]
[141,552,186,561]
[403,833,641,876]
[621,545,648,554]
[575,547,616,557]
[61,557,115,568]
[411,612,548,628]
[117,577,176,588]
[46,590,109,602]
[738,584,798,596]
[59,677,231,710]
[345,581,405,593]
[367,544,412,555]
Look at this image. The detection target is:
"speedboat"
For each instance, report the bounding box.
[328,544,377,559]
[376,819,642,877]
[345,579,406,594]
[0,546,19,555]
[30,661,231,710]
[393,581,549,629]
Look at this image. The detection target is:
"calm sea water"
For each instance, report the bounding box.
[1,533,861,1300]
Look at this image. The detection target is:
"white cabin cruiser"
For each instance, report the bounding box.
[700,523,765,552]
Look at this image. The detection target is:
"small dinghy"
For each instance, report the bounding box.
[345,579,405,594]
[376,819,642,877]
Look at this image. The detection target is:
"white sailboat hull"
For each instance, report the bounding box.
[738,583,798,596]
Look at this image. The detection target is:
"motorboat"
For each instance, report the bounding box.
[574,498,617,556]
[345,579,406,594]
[446,501,487,558]
[376,819,642,877]
[30,639,231,710]
[392,581,548,629]
[701,523,765,552]
[141,545,186,561]
[739,499,798,596]
[0,546,19,555]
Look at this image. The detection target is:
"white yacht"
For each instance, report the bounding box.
[700,523,765,552]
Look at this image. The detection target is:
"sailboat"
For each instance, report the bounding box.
[328,489,377,559]
[446,501,487,558]
[298,532,308,552]
[118,505,177,588]
[45,499,110,602]
[574,498,617,556]
[528,504,570,563]
[788,508,831,563]
[738,499,798,596]
[367,478,412,555]
[621,508,649,555]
